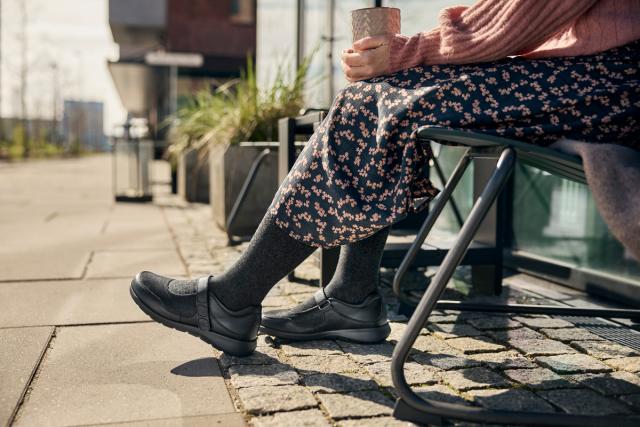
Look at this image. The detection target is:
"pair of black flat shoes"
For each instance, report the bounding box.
[130,271,391,356]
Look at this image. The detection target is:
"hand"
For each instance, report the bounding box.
[341,35,392,83]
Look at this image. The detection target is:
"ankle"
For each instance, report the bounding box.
[207,277,254,311]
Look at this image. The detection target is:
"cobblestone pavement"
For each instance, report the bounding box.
[160,192,640,426]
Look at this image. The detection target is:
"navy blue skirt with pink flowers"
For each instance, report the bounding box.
[268,41,640,248]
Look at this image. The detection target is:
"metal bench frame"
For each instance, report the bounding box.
[391,127,640,427]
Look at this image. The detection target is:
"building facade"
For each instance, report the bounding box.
[62,101,106,152]
[108,0,256,143]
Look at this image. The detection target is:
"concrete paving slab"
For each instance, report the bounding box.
[0,155,159,282]
[0,278,148,327]
[0,248,92,282]
[86,413,246,426]
[0,208,108,250]
[98,225,175,250]
[0,210,106,282]
[86,250,186,279]
[0,326,53,426]
[14,323,234,426]
[97,205,175,250]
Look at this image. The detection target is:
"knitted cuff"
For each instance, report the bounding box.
[387,34,412,74]
[387,30,442,74]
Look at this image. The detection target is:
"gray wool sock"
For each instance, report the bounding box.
[323,226,390,304]
[208,211,316,310]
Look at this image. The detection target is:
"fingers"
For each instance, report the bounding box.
[352,35,387,51]
[341,48,371,81]
[341,48,367,67]
[341,36,389,82]
[342,62,374,82]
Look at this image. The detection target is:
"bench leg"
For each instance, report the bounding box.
[392,149,471,303]
[471,156,507,295]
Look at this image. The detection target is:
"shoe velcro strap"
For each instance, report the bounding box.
[313,289,331,310]
[196,276,211,331]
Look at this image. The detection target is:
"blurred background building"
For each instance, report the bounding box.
[108,0,256,150]
[62,100,106,151]
[0,0,121,157]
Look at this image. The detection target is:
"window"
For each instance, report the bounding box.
[512,164,640,284]
[231,0,255,24]
[256,0,297,91]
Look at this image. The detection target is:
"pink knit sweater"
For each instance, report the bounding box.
[388,0,640,73]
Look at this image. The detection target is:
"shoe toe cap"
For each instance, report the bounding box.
[131,271,178,319]
[135,270,170,289]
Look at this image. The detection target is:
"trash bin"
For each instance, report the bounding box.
[113,137,153,202]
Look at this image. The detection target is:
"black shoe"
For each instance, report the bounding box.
[130,271,260,356]
[260,289,390,343]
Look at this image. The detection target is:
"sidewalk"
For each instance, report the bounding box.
[1,155,640,427]
[0,155,244,426]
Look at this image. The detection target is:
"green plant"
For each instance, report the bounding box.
[167,53,314,165]
[0,124,65,161]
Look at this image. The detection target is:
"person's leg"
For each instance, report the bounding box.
[208,211,316,310]
[323,226,390,303]
[260,226,392,343]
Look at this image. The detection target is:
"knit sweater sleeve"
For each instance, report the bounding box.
[388,0,598,72]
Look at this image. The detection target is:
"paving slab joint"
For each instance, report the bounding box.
[8,327,56,426]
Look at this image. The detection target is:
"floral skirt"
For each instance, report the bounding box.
[268,41,640,248]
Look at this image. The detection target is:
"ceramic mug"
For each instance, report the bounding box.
[351,7,401,43]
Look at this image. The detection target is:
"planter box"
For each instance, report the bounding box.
[178,148,210,203]
[209,142,279,237]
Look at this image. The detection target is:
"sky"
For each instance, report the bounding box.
[0,0,127,134]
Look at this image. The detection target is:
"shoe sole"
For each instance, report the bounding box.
[259,323,391,343]
[129,281,256,357]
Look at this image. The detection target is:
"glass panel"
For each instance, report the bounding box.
[429,145,474,236]
[301,0,331,108]
[256,0,297,91]
[331,0,374,95]
[231,0,255,24]
[512,164,640,283]
[383,0,476,36]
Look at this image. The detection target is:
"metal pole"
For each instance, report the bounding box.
[20,0,29,157]
[50,62,58,144]
[295,0,304,71]
[0,0,3,142]
[326,0,335,102]
[169,65,178,116]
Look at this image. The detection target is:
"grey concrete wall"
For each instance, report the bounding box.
[109,0,167,28]
[178,148,210,204]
